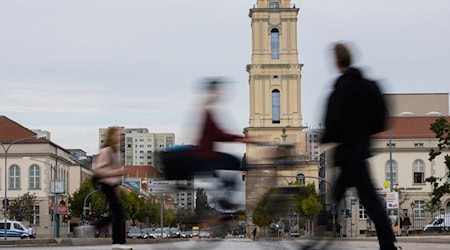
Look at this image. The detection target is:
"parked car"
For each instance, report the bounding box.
[127,226,142,239]
[423,213,450,232]
[141,227,154,239]
[153,228,169,238]
[199,229,211,238]
[0,220,33,239]
[180,230,193,238]
[169,227,180,238]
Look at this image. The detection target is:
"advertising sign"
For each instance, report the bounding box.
[386,192,399,209]
[386,192,401,235]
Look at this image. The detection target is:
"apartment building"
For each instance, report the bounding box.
[99,127,175,169]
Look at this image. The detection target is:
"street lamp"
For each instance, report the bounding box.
[410,201,415,231]
[22,156,66,238]
[1,133,45,240]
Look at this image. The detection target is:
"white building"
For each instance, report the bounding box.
[326,93,450,237]
[0,116,92,238]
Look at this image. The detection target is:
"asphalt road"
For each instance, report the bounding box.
[1,237,450,250]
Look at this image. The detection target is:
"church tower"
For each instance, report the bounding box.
[245,0,318,221]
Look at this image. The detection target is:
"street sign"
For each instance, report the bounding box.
[149,180,178,186]
[51,179,65,194]
[149,187,172,193]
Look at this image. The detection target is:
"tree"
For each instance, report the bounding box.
[68,179,107,219]
[252,192,273,231]
[9,192,37,222]
[252,183,322,235]
[301,194,323,236]
[427,117,450,205]
[121,189,142,225]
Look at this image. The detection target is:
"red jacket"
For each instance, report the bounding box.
[196,109,243,158]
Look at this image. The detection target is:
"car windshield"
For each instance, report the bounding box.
[433,218,444,225]
[128,228,140,233]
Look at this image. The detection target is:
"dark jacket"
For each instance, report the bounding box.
[321,67,385,146]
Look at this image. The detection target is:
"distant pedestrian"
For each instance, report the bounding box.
[321,42,398,250]
[252,227,257,241]
[27,225,34,238]
[335,224,342,237]
[402,214,411,236]
[93,127,129,250]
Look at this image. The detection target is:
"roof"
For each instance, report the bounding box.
[0,116,48,144]
[374,116,450,139]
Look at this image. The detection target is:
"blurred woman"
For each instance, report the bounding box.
[93,127,128,249]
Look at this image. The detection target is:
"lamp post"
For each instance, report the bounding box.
[82,189,99,238]
[23,156,65,238]
[388,116,394,192]
[410,201,415,232]
[1,134,45,240]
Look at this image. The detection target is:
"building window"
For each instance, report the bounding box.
[30,205,40,225]
[412,159,425,184]
[9,165,20,189]
[413,200,425,218]
[270,28,280,59]
[296,173,305,185]
[359,204,367,219]
[385,160,398,185]
[269,1,279,8]
[272,89,280,123]
[386,143,396,148]
[414,143,424,147]
[29,164,40,189]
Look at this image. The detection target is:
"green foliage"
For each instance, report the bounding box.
[121,190,141,225]
[252,183,322,228]
[68,179,105,218]
[69,180,172,226]
[252,193,272,228]
[301,194,323,218]
[426,117,450,205]
[9,192,37,222]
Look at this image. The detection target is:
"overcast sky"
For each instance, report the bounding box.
[1,0,449,156]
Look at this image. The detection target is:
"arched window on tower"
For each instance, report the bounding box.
[271,28,280,59]
[296,173,305,186]
[272,89,280,123]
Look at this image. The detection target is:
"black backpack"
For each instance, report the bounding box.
[363,78,388,134]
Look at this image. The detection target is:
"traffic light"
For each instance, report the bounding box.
[63,214,69,223]
[87,210,93,220]
[241,171,246,181]
[2,199,9,210]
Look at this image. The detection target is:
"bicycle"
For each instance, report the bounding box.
[158,144,335,250]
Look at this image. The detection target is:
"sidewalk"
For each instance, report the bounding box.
[334,234,450,244]
[0,237,186,247]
